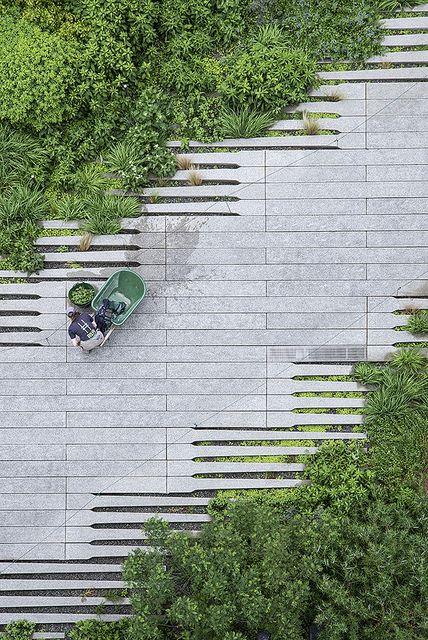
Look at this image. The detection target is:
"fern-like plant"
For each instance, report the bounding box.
[220,107,275,138]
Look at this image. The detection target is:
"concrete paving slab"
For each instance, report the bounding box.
[2,24,428,612]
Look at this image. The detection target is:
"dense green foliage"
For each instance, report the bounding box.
[0,620,36,640]
[0,0,394,273]
[120,349,428,639]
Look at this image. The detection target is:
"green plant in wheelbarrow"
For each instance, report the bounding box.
[68,283,97,308]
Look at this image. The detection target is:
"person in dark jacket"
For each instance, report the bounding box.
[67,310,104,351]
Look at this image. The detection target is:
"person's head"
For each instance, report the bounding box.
[67,309,79,322]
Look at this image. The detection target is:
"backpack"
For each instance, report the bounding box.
[95,298,126,334]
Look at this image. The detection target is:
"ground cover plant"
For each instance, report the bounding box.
[2,350,418,638]
[0,0,397,273]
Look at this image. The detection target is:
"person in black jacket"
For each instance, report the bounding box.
[67,310,104,351]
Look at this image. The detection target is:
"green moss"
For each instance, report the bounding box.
[196,455,296,463]
[293,375,354,381]
[38,228,80,237]
[293,391,365,398]
[394,342,428,348]
[293,408,365,414]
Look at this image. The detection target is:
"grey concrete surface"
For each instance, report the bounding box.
[0,8,427,624]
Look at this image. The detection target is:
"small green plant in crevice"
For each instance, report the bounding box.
[38,227,79,237]
[394,341,428,348]
[148,191,161,204]
[293,391,365,398]
[56,245,69,253]
[293,374,354,381]
[293,407,364,414]
[324,87,345,101]
[187,170,203,186]
[405,310,428,335]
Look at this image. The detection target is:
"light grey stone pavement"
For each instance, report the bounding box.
[0,9,427,626]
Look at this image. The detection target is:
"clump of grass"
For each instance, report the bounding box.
[302,110,321,135]
[402,305,421,315]
[405,310,428,335]
[220,106,275,138]
[149,191,161,204]
[82,194,136,235]
[176,155,193,170]
[353,362,384,386]
[77,232,93,252]
[188,171,203,186]
[325,88,345,101]
[55,194,86,221]
[389,347,427,372]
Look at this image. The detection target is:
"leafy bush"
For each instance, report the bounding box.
[68,619,130,640]
[0,620,36,640]
[0,11,84,129]
[269,0,383,61]
[122,349,428,639]
[220,43,317,112]
[0,0,389,272]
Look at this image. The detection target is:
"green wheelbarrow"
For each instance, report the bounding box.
[91,269,146,345]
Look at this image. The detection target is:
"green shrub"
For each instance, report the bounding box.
[68,619,130,640]
[220,43,317,112]
[0,620,36,640]
[269,0,383,61]
[0,11,84,128]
